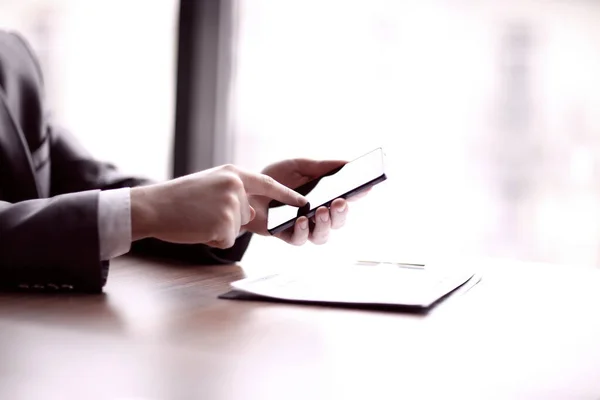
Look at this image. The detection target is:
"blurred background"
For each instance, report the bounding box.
[3,0,600,269]
[0,0,179,180]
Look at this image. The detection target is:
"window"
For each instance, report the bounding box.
[230,0,600,268]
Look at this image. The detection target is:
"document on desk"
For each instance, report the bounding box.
[222,264,479,310]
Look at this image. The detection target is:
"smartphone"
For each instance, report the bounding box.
[267,147,387,235]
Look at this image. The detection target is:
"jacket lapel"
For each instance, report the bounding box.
[0,91,40,200]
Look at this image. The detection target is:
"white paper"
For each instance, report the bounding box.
[231,265,476,308]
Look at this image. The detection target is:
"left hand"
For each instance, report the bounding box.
[243,158,353,245]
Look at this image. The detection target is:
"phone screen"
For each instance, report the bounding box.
[267,148,386,234]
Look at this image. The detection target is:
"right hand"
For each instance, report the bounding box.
[130,164,307,249]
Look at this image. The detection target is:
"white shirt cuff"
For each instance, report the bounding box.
[98,188,132,261]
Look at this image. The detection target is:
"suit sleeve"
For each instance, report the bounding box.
[12,31,252,268]
[0,190,108,292]
[0,124,250,293]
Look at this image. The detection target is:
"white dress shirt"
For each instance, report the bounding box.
[98,188,132,261]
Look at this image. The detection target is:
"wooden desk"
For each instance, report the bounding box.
[1,256,600,399]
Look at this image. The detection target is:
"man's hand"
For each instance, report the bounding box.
[130,164,306,249]
[243,158,364,245]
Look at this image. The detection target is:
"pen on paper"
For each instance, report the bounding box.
[355,260,425,269]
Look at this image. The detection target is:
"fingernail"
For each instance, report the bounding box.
[337,204,346,213]
[300,219,308,230]
[320,213,329,222]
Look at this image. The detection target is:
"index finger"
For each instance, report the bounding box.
[238,170,307,206]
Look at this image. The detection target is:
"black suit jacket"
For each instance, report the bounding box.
[0,31,251,292]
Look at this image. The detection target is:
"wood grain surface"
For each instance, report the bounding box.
[1,256,600,399]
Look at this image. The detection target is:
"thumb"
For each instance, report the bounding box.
[295,159,347,178]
